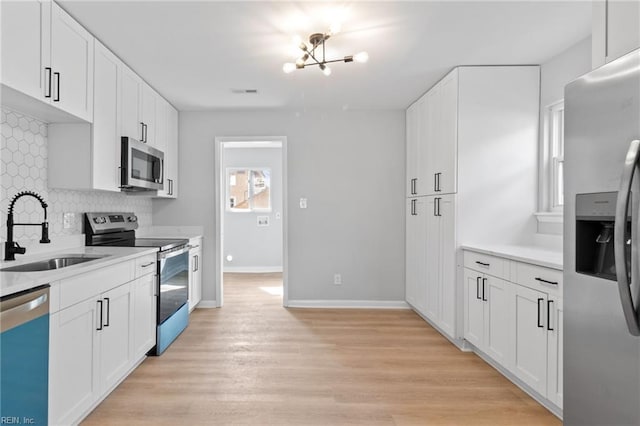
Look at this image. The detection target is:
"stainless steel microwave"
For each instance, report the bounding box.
[120,137,164,192]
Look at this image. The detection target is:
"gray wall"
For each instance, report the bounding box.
[223,146,283,271]
[152,109,406,303]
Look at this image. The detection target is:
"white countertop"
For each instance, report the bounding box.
[461,243,563,270]
[0,246,158,298]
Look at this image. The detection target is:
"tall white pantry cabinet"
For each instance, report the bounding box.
[405,66,539,342]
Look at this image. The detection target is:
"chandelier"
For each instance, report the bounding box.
[283,32,368,76]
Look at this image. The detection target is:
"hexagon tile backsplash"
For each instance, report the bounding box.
[1,107,152,242]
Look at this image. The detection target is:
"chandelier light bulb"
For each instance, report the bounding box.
[354,51,369,63]
[322,66,332,76]
[283,62,296,74]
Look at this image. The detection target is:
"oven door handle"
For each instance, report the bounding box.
[159,245,190,260]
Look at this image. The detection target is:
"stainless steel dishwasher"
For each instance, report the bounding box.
[0,285,50,425]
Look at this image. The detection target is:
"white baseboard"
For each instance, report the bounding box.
[224,266,283,273]
[286,300,410,309]
[195,300,217,308]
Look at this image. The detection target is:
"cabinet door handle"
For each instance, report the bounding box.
[413,178,417,195]
[535,277,558,285]
[434,173,438,192]
[547,300,554,331]
[44,67,52,98]
[475,261,490,267]
[140,122,145,141]
[196,254,199,272]
[103,297,110,327]
[433,198,438,216]
[143,123,148,143]
[437,197,441,216]
[436,173,441,192]
[482,278,487,301]
[411,199,416,216]
[476,277,481,300]
[193,256,197,272]
[537,298,544,328]
[97,300,103,331]
[53,72,60,102]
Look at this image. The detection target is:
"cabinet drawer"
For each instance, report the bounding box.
[515,262,562,293]
[134,254,157,278]
[59,261,133,310]
[464,251,506,279]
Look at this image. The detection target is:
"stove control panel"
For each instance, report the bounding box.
[85,212,139,234]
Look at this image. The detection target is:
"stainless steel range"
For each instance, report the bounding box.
[84,212,189,355]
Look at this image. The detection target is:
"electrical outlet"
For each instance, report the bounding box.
[299,198,307,209]
[63,212,75,229]
[334,273,342,285]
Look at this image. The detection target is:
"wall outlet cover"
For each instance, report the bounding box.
[299,198,307,209]
[63,212,75,229]
[257,216,269,226]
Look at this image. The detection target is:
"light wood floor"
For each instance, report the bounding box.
[83,273,560,425]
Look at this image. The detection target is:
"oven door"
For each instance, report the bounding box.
[121,137,164,191]
[158,246,189,324]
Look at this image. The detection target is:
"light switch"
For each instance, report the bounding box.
[299,198,307,209]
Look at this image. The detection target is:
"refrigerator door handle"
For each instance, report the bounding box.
[614,139,640,336]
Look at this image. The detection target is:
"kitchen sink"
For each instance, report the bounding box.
[0,255,109,272]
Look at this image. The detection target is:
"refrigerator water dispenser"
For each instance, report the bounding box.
[576,192,631,281]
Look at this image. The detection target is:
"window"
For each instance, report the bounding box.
[547,101,564,211]
[226,168,271,212]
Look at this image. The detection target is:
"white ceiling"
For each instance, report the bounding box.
[59,1,592,111]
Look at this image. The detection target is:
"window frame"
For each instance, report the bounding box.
[540,100,565,214]
[225,167,272,213]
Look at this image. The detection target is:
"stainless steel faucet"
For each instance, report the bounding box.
[4,191,50,261]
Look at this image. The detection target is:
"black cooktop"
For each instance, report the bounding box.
[134,238,188,252]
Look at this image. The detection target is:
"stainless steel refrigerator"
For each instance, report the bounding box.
[564,48,640,425]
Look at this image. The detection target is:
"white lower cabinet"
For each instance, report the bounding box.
[132,273,157,359]
[546,297,563,407]
[188,237,203,311]
[463,250,563,412]
[50,282,132,425]
[463,269,511,368]
[510,284,548,396]
[49,254,157,425]
[49,297,101,425]
[100,282,134,394]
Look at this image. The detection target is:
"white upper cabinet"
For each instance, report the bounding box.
[1,0,48,101]
[91,40,121,191]
[141,83,157,145]
[406,102,418,197]
[121,64,144,141]
[0,0,93,122]
[155,104,179,198]
[592,0,640,68]
[50,2,94,121]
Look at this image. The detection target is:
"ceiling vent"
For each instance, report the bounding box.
[231,89,258,94]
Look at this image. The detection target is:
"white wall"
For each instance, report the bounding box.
[152,109,406,304]
[223,146,283,272]
[538,36,592,235]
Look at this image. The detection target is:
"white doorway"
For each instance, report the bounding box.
[214,137,288,307]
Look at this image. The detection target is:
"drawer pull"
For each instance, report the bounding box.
[535,277,558,285]
[141,262,155,268]
[475,261,490,267]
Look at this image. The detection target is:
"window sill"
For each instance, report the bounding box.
[534,212,564,224]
